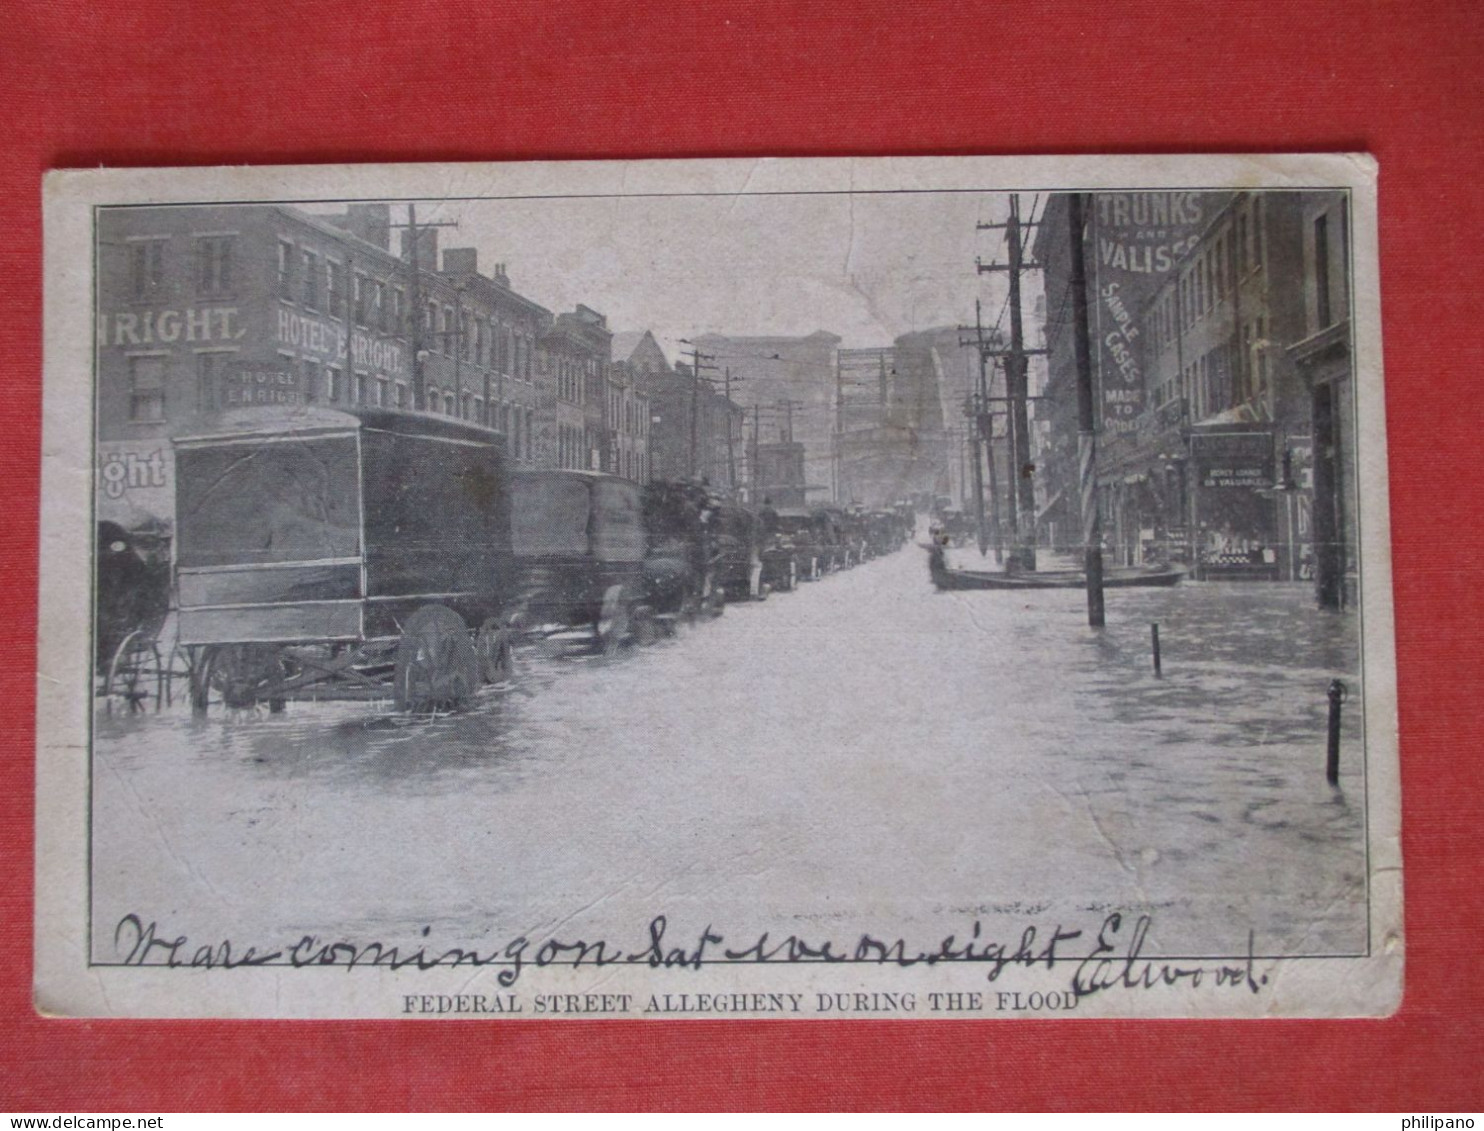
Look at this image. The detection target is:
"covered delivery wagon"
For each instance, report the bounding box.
[173,405,516,714]
[510,469,647,649]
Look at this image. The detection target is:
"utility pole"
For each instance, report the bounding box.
[958,301,1005,562]
[388,203,457,413]
[778,398,805,444]
[1007,194,1035,568]
[723,366,737,489]
[978,194,1044,569]
[1069,193,1106,627]
[834,352,843,503]
[451,286,463,416]
[680,341,717,481]
[752,402,762,501]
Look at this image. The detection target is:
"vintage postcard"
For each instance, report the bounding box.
[36,154,1400,1018]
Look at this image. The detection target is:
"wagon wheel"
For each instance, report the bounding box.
[103,629,158,715]
[394,605,479,713]
[749,561,767,601]
[629,603,657,646]
[189,644,290,715]
[594,585,632,653]
[163,642,195,709]
[475,617,516,684]
[701,578,727,618]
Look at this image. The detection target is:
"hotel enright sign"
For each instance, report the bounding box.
[220,361,303,407]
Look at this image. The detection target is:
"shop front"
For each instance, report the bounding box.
[1188,427,1281,580]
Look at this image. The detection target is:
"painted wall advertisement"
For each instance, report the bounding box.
[97,439,174,531]
[1091,192,1225,435]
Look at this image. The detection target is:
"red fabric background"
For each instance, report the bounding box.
[2,0,1481,1112]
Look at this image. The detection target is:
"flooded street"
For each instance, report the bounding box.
[91,538,1366,965]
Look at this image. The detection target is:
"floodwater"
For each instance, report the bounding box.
[91,534,1367,966]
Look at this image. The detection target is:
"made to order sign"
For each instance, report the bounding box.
[1191,430,1275,490]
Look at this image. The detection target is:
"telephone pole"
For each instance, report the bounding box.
[978,194,1045,569]
[680,341,718,481]
[722,366,738,489]
[388,203,458,413]
[1069,193,1106,627]
[958,301,1006,562]
[751,402,762,501]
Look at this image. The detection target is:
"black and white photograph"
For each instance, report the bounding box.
[36,155,1400,1018]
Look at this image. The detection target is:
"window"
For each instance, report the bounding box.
[327,261,345,319]
[196,236,235,297]
[394,383,407,409]
[128,355,167,421]
[326,366,341,404]
[374,281,387,333]
[195,351,226,412]
[392,287,405,334]
[354,273,369,326]
[303,358,319,403]
[445,393,456,415]
[1314,213,1332,329]
[302,250,320,310]
[355,372,367,406]
[129,240,166,300]
[1250,196,1262,269]
[277,241,294,299]
[1338,197,1350,320]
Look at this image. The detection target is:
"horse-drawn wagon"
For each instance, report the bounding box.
[173,405,516,715]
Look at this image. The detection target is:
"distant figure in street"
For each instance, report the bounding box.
[928,531,950,590]
[759,496,779,541]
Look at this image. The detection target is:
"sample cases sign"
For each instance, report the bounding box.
[1192,430,1276,490]
[1091,192,1228,435]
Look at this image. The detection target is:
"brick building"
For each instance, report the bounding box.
[613,330,732,488]
[1034,190,1357,599]
[95,202,643,539]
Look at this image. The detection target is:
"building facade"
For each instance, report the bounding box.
[613,330,732,489]
[1034,190,1358,602]
[96,202,646,540]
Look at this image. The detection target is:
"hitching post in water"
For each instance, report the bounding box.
[1151,622,1162,678]
[1326,679,1347,786]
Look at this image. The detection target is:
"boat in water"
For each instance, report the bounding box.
[926,544,1183,591]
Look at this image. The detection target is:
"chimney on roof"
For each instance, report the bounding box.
[328,203,391,250]
[491,262,510,288]
[442,247,478,276]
